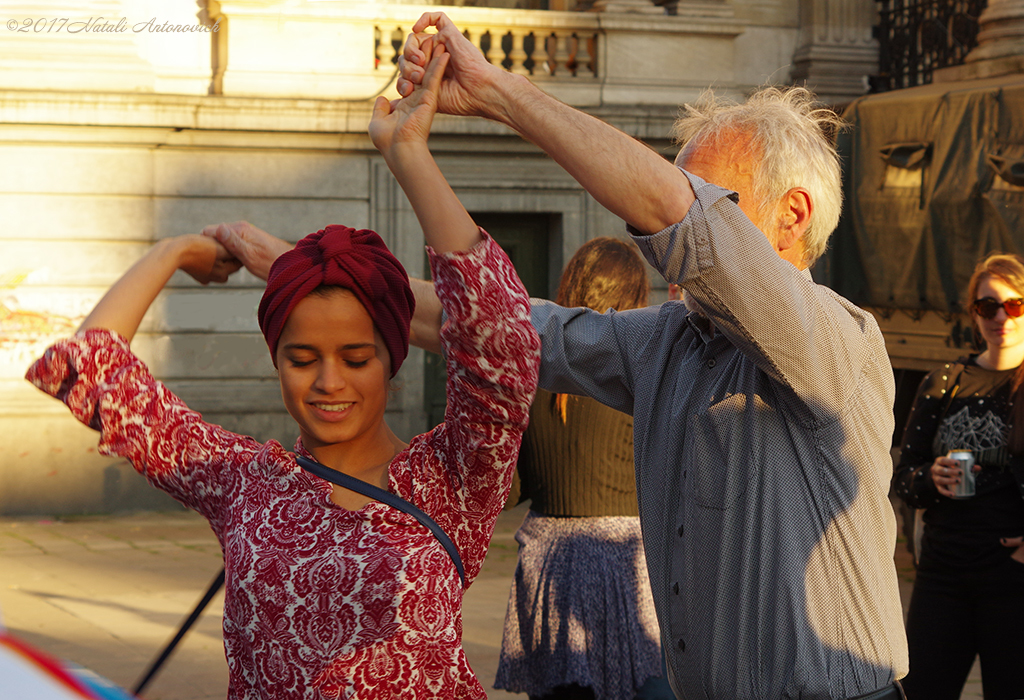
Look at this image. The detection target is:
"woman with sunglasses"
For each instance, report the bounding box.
[894,253,1024,700]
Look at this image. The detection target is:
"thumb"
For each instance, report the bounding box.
[1000,535,1024,547]
[209,224,241,256]
[371,95,392,121]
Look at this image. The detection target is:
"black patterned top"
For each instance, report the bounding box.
[894,356,1024,570]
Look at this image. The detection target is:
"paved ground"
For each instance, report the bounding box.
[0,505,526,700]
[1,503,981,700]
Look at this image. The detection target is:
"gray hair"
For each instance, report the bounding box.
[671,86,845,267]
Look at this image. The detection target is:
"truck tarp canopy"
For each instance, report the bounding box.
[818,74,1024,314]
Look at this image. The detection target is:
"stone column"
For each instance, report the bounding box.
[933,0,1024,82]
[790,0,879,107]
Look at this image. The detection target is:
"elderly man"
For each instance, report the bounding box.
[396,13,907,700]
[209,13,908,698]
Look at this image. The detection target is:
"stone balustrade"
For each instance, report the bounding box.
[373,20,599,80]
[208,3,619,100]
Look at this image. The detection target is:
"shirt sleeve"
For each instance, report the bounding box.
[893,367,947,509]
[24,328,254,526]
[529,301,662,416]
[405,231,540,583]
[630,168,888,423]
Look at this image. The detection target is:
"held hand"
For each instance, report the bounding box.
[369,48,450,158]
[1000,535,1024,564]
[177,235,242,285]
[929,456,980,498]
[397,12,506,120]
[201,221,292,281]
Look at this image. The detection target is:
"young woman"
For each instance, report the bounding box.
[495,238,671,700]
[894,253,1024,700]
[26,46,540,699]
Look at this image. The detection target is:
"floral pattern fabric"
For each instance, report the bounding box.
[26,234,540,700]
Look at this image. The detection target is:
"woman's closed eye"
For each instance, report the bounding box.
[284,354,317,368]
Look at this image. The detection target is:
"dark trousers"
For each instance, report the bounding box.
[902,555,1024,700]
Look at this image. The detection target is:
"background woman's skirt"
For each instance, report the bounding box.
[494,512,663,700]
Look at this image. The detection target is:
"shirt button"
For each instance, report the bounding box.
[707,358,716,368]
[677,638,686,652]
[677,523,684,537]
[673,581,680,595]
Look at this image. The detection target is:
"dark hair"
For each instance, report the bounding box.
[966,253,1024,454]
[555,237,650,312]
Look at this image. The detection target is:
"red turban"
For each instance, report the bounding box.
[258,225,415,376]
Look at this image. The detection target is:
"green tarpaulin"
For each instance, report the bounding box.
[818,74,1024,314]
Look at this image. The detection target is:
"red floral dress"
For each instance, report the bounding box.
[26,235,540,699]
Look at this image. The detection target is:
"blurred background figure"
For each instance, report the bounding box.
[495,237,673,700]
[893,253,1024,700]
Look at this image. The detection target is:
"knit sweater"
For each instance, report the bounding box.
[512,389,638,517]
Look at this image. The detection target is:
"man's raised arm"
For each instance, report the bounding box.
[398,12,695,236]
[201,221,293,281]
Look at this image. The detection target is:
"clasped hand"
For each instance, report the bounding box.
[176,234,242,285]
[368,38,450,159]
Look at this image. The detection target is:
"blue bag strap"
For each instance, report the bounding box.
[295,455,466,588]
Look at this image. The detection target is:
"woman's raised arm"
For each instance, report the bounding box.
[79,234,239,341]
[368,45,480,255]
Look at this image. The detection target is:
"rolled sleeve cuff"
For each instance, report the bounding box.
[627,168,740,284]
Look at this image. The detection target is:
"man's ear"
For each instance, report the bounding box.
[776,187,812,253]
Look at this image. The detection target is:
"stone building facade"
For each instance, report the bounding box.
[0,0,877,514]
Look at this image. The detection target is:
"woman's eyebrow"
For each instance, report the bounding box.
[281,342,377,351]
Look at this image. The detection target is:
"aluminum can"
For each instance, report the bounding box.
[947,450,976,499]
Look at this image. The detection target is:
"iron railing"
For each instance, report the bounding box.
[872,0,987,92]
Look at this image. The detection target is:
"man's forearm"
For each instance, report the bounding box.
[493,74,695,235]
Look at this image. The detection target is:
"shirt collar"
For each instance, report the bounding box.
[686,309,716,343]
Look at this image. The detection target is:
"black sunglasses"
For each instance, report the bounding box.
[972,296,1024,319]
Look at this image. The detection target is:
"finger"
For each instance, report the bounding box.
[1000,536,1024,547]
[398,53,425,87]
[396,77,413,98]
[403,31,432,67]
[412,11,447,35]
[422,49,450,94]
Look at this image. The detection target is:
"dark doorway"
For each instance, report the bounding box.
[424,213,555,429]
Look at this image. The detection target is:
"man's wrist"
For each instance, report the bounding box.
[487,72,534,128]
